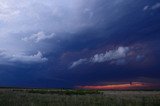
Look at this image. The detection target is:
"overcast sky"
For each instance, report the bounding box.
[0,0,160,88]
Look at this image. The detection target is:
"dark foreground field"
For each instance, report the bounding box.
[0,88,160,106]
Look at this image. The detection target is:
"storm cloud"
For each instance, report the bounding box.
[0,0,159,88]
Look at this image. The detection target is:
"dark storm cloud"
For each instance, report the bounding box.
[0,0,160,88]
[46,0,160,88]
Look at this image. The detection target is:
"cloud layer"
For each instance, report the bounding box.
[0,0,99,65]
[91,47,129,63]
[70,47,130,68]
[22,31,55,43]
[0,50,47,64]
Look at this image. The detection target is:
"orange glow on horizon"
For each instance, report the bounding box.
[78,82,152,90]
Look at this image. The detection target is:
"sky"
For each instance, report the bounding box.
[0,0,160,89]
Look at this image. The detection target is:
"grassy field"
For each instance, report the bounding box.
[0,88,160,106]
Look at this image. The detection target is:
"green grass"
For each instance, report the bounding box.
[27,89,101,95]
[0,88,160,106]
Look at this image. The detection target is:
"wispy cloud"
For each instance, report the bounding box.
[143,6,149,11]
[22,31,55,43]
[69,58,87,69]
[70,47,130,69]
[143,2,160,11]
[151,3,160,10]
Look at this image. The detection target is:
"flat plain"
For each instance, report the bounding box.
[0,88,160,106]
